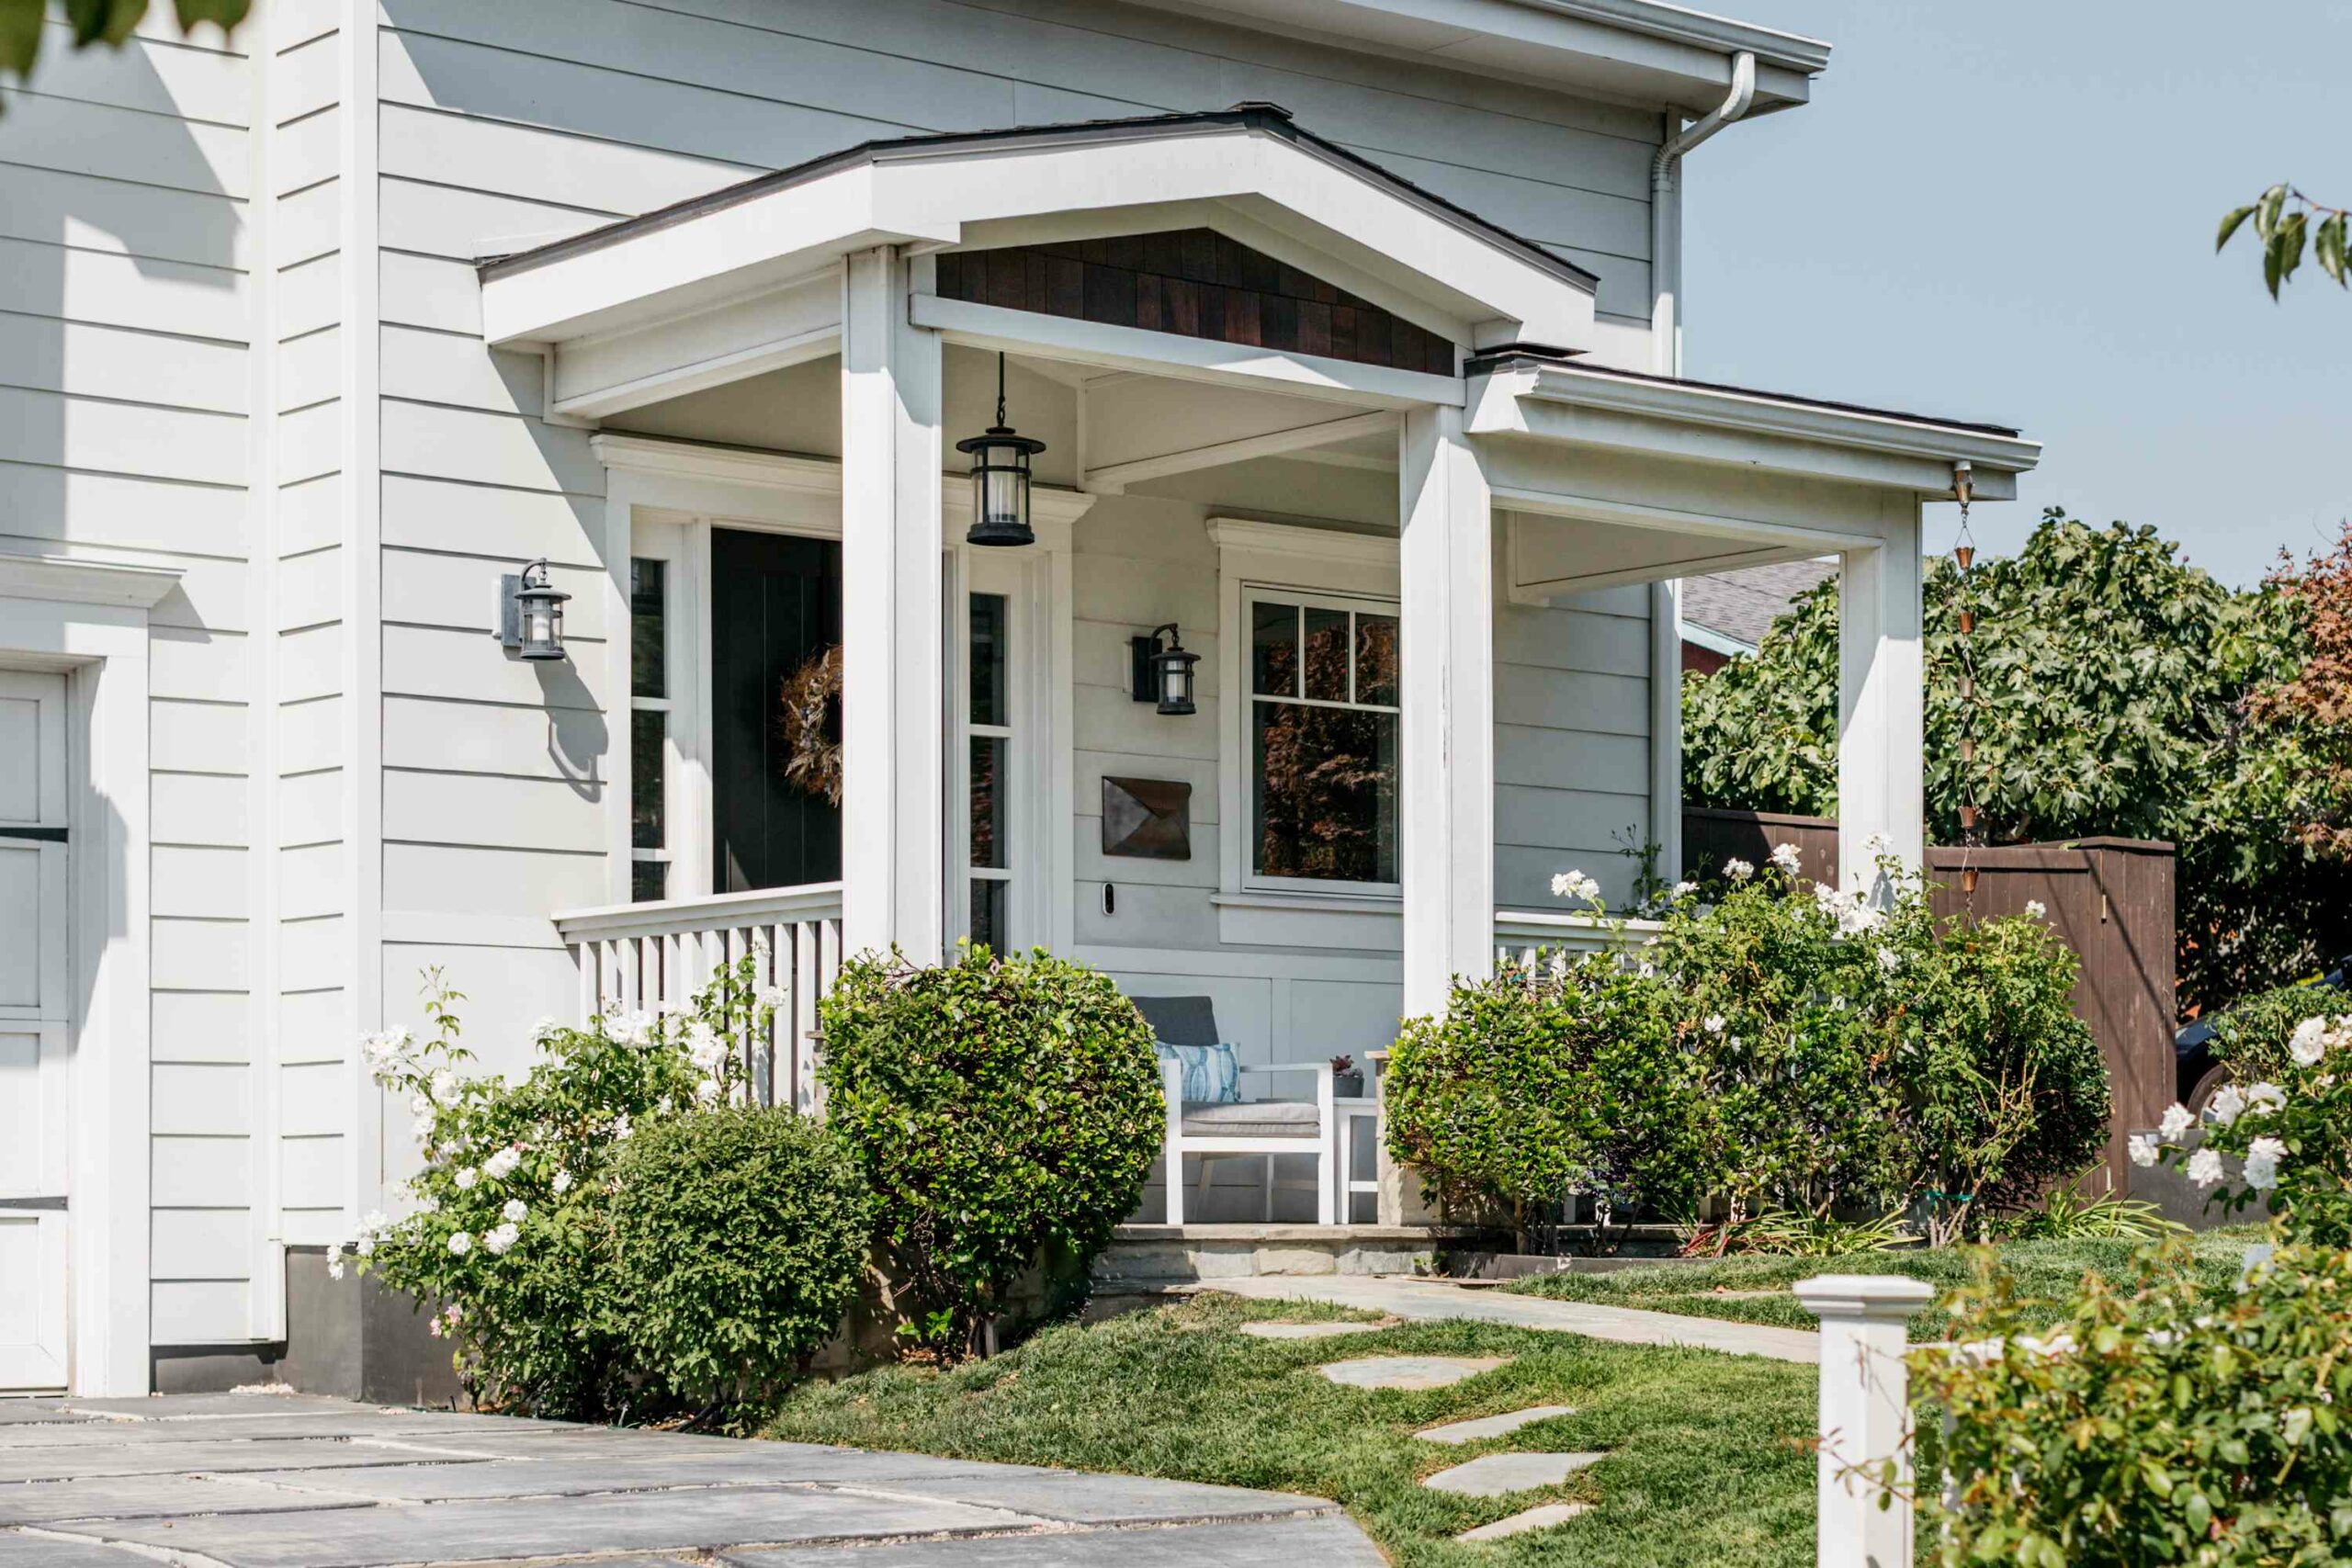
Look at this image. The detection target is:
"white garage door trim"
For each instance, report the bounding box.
[0,546,181,1395]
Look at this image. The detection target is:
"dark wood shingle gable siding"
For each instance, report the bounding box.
[934,230,1457,377]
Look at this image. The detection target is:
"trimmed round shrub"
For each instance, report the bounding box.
[607,1105,872,1419]
[1385,958,1710,1240]
[818,946,1162,1356]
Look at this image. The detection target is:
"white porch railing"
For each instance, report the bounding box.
[551,882,844,1113]
[1492,909,1666,973]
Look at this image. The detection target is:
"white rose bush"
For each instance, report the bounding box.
[1918,1014,2352,1565]
[345,959,866,1421]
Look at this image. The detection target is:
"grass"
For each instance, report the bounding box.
[768,1292,1818,1567]
[1506,1230,2261,1338]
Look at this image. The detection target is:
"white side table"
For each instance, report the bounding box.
[1333,1098,1380,1225]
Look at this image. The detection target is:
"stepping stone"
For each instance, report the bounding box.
[1241,1320,1387,1340]
[1421,1451,1605,1496]
[1415,1405,1576,1445]
[1459,1501,1590,1541]
[1317,1355,1510,1391]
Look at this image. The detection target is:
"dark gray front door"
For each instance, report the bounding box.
[710,527,842,892]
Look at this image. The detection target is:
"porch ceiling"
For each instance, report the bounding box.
[477,106,1598,423]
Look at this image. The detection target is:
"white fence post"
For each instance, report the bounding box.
[1794,1275,1933,1568]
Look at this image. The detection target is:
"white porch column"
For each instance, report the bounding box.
[840,246,946,963]
[1396,404,1496,1020]
[1837,515,1927,892]
[1795,1274,1932,1568]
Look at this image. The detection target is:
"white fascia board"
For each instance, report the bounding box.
[1472,363,2038,496]
[484,123,1592,357]
[1680,619,1757,659]
[911,292,1464,409]
[481,164,939,346]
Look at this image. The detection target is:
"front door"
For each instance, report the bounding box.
[710,527,842,893]
[0,671,72,1392]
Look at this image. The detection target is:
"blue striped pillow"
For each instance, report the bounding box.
[1154,1042,1241,1104]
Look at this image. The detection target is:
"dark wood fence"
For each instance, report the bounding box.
[1683,808,2176,1196]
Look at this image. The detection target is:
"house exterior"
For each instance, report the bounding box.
[0,0,2040,1396]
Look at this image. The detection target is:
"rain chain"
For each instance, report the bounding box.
[1951,461,1983,901]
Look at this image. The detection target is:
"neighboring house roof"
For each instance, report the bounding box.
[1681,558,1837,655]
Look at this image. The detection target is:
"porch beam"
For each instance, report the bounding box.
[548,272,842,422]
[1837,520,1926,893]
[1396,403,1496,1020]
[1085,410,1396,492]
[840,247,947,964]
[910,292,1463,411]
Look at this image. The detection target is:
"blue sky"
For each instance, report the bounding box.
[1680,1,2350,587]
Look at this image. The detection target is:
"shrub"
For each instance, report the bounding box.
[818,944,1162,1357]
[607,1105,871,1421]
[1919,1239,2352,1567]
[2141,1011,2352,1247]
[352,961,834,1419]
[1386,854,2111,1242]
[2208,978,2344,1087]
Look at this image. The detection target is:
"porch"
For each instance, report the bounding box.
[507,105,2038,1228]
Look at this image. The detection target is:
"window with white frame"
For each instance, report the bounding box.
[1244,587,1399,889]
[965,589,1014,951]
[628,557,670,901]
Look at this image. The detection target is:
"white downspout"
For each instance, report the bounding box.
[1649,50,1756,375]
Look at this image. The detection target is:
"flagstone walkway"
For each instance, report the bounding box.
[1208,1274,1821,1363]
[0,1393,1380,1566]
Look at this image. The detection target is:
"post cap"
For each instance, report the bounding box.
[1792,1274,1936,1321]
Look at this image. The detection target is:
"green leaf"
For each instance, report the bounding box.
[173,0,250,31]
[2318,212,2347,287]
[2217,204,2257,252]
[62,0,146,48]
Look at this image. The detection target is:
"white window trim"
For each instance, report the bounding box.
[1210,518,1404,941]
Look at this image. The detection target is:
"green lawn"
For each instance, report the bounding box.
[1506,1231,2259,1338]
[769,1293,1817,1568]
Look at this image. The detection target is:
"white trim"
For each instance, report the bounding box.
[1648,579,1683,884]
[913,292,1463,411]
[553,881,846,944]
[1074,941,1400,985]
[1212,520,1403,919]
[1679,619,1756,660]
[0,547,181,610]
[0,594,156,1395]
[1210,889,1402,953]
[1085,410,1396,493]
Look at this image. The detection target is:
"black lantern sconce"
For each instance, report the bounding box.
[496,558,570,661]
[1130,624,1199,716]
[955,352,1046,547]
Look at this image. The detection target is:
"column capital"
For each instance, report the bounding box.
[1794,1274,1936,1324]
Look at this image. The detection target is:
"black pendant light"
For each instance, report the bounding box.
[956,353,1046,547]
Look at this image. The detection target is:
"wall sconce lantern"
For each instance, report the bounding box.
[496,558,570,661]
[1130,623,1199,716]
[956,352,1046,547]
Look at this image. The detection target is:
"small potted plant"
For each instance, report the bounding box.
[1329,1054,1364,1099]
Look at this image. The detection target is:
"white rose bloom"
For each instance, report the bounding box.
[606,1010,654,1046]
[529,1015,560,1043]
[1863,831,1893,856]
[483,1145,522,1180]
[483,1222,520,1257]
[1875,946,1901,975]
[1723,858,1755,882]
[325,1242,345,1280]
[1670,880,1698,901]
[695,1077,721,1103]
[2185,1147,2226,1189]
[2244,1136,2287,1192]
[429,1068,459,1104]
[1550,870,1600,905]
[2158,1102,2196,1142]
[552,1169,574,1196]
[756,986,788,1010]
[2128,1134,2159,1168]
[411,1115,435,1146]
[501,1198,527,1224]
[453,1166,479,1190]
[2245,1082,2287,1115]
[2208,1084,2247,1127]
[1770,842,1804,874]
[1703,1014,1726,1034]
[2291,1016,2330,1067]
[2024,900,2047,919]
[361,1209,388,1235]
[447,1230,473,1256]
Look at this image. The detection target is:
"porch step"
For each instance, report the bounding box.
[1098,1224,1493,1287]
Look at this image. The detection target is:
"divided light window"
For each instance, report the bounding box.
[1248,590,1399,889]
[629,558,668,902]
[967,592,1012,952]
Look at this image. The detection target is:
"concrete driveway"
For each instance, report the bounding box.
[0,1393,1380,1566]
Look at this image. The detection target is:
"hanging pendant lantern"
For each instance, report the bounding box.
[956,353,1046,547]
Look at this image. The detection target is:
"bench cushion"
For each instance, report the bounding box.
[1181,1100,1321,1139]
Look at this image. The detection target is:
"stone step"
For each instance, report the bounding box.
[1420,1451,1605,1497]
[1317,1355,1510,1391]
[1414,1405,1576,1445]
[1458,1501,1591,1542]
